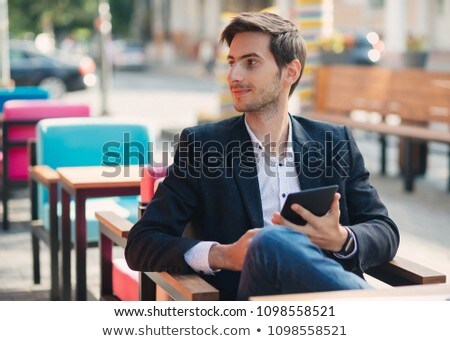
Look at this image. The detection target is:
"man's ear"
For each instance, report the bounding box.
[284,59,302,86]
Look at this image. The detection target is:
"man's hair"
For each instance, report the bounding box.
[220,12,307,96]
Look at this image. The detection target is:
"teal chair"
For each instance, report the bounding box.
[30,117,150,300]
[0,86,50,112]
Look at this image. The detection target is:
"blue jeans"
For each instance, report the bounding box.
[237,226,372,300]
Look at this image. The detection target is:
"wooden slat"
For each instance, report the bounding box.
[378,256,446,285]
[315,65,391,114]
[30,165,60,186]
[250,283,450,301]
[145,272,220,301]
[95,211,133,238]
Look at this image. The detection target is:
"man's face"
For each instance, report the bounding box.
[227,32,282,114]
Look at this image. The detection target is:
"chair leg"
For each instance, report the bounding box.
[32,232,40,284]
[100,231,113,299]
[1,126,8,230]
[2,171,9,231]
[140,272,156,301]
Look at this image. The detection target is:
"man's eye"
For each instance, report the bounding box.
[247,59,256,66]
[228,61,235,67]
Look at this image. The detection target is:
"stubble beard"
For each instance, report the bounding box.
[233,76,282,121]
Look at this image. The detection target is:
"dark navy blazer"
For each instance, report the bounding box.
[125,114,399,300]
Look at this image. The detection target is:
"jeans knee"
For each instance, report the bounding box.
[249,226,303,255]
[248,226,315,266]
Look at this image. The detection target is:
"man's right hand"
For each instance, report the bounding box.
[208,228,261,271]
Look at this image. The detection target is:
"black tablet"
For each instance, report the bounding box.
[280,185,339,226]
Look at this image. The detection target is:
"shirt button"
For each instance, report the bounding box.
[282,193,286,198]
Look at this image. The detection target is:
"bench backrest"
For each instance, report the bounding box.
[314,65,450,126]
[315,65,392,115]
[388,69,450,124]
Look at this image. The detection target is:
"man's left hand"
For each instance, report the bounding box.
[271,193,347,252]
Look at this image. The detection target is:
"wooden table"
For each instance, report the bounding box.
[57,165,142,301]
[250,283,450,301]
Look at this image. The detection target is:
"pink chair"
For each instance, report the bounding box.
[1,100,90,230]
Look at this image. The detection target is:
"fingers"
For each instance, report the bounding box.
[272,212,307,233]
[246,228,262,237]
[271,212,292,227]
[329,193,341,216]
[290,203,318,225]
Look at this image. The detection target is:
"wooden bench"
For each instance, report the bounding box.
[312,65,450,192]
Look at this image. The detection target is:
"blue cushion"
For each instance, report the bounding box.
[37,117,150,169]
[0,86,49,112]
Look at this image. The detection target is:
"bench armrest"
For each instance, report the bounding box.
[366,256,446,286]
[144,272,220,301]
[30,165,60,187]
[96,211,133,239]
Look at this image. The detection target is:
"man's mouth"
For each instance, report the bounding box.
[231,87,251,97]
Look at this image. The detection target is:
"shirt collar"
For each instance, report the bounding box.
[244,114,294,157]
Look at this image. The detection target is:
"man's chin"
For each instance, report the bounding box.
[233,103,256,113]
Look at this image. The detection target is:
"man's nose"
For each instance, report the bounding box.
[228,64,243,83]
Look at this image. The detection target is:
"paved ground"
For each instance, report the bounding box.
[1,65,449,300]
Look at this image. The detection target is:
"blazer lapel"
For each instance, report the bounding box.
[228,115,264,228]
[291,115,325,190]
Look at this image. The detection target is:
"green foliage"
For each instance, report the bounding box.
[110,0,134,38]
[8,0,133,40]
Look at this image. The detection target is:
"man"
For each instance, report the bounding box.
[125,12,399,300]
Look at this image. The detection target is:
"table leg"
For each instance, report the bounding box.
[61,188,72,300]
[404,138,414,192]
[100,231,113,299]
[48,183,59,300]
[75,192,87,301]
[379,135,387,175]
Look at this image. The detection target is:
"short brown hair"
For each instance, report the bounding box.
[220,12,307,96]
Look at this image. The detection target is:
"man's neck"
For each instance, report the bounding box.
[245,104,290,157]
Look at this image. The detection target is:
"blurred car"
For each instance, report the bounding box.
[350,34,381,65]
[9,40,97,98]
[320,33,382,66]
[112,40,146,71]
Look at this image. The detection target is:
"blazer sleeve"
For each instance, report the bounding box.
[342,126,400,273]
[125,128,202,274]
